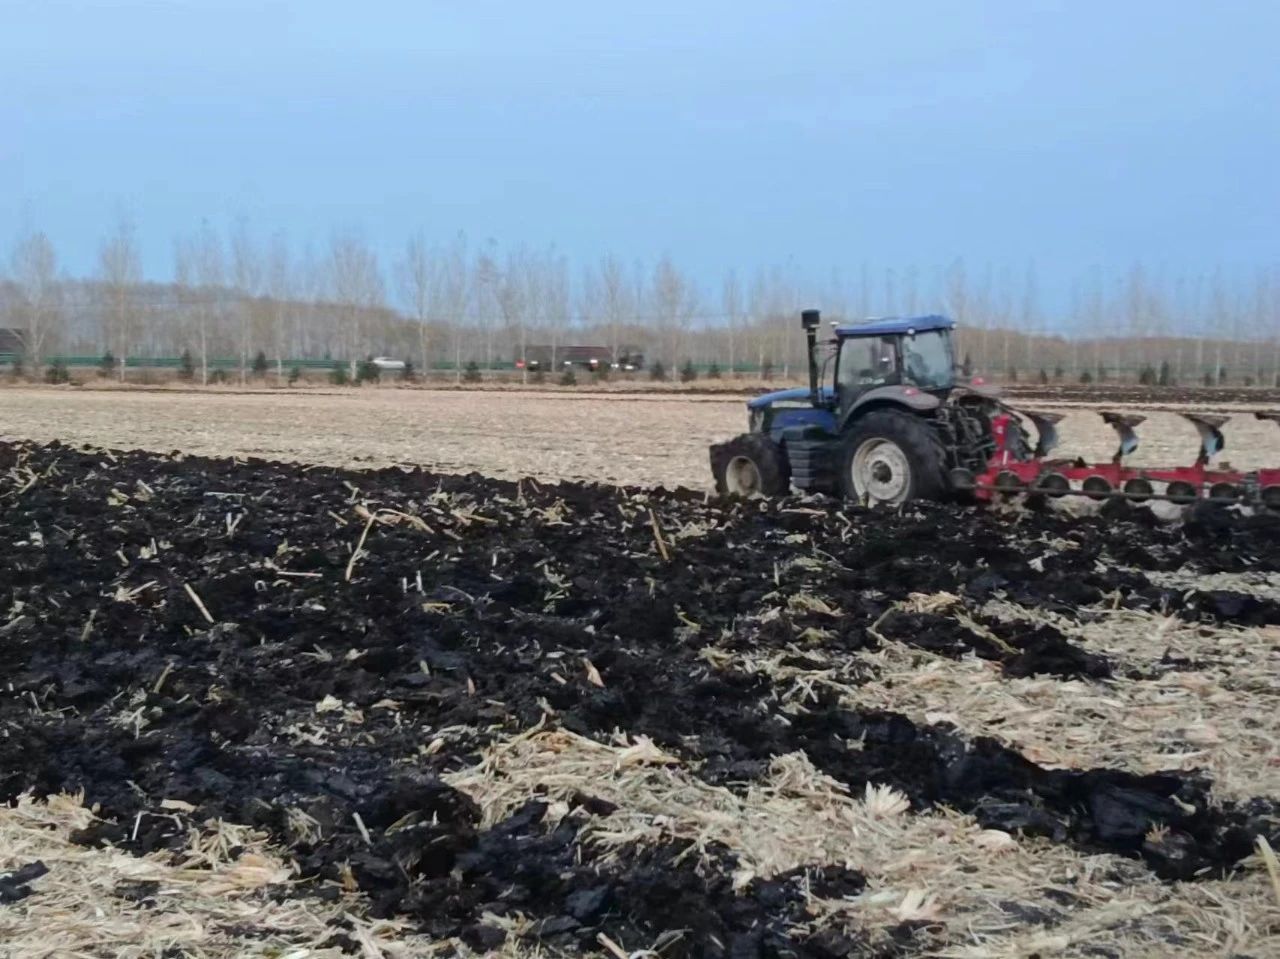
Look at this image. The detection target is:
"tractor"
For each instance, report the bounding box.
[710,310,1280,508]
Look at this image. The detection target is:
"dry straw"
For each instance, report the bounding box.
[735,591,1280,801]
[446,727,1280,956]
[0,793,442,959]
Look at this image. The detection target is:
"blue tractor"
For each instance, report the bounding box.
[710,310,1007,504]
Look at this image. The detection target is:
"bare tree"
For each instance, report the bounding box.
[265,233,291,379]
[9,227,62,370]
[1020,263,1039,376]
[1146,266,1170,376]
[943,259,968,372]
[11,221,1280,392]
[651,256,697,375]
[295,246,323,362]
[1209,269,1229,382]
[1170,274,1194,381]
[772,262,800,378]
[229,219,262,384]
[544,252,570,371]
[173,239,197,376]
[434,233,469,383]
[98,215,141,381]
[1067,279,1083,377]
[327,232,384,377]
[472,246,506,370]
[175,228,210,384]
[722,269,743,378]
[973,263,994,373]
[1123,263,1146,380]
[508,250,539,370]
[993,266,1014,377]
[598,254,631,369]
[397,233,435,377]
[187,220,225,384]
[747,269,772,375]
[577,260,603,370]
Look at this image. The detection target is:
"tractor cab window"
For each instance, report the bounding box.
[837,336,900,396]
[900,330,955,391]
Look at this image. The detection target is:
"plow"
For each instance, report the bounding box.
[962,408,1280,507]
[711,310,1280,510]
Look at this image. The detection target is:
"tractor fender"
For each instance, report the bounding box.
[838,386,940,432]
[953,382,1003,401]
[766,406,838,442]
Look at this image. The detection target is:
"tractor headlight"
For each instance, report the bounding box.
[749,408,765,434]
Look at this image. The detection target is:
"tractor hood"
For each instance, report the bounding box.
[747,386,835,410]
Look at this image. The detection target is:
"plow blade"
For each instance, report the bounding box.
[966,409,1280,509]
[1021,409,1063,458]
[1099,411,1144,463]
[1182,412,1227,465]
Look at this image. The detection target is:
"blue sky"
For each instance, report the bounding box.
[3,1,1277,306]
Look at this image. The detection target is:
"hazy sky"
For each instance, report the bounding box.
[3,0,1277,302]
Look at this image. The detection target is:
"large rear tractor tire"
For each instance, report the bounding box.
[710,434,790,498]
[839,409,946,505]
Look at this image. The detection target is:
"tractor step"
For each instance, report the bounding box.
[782,426,839,494]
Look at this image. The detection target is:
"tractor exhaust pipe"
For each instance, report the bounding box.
[801,309,820,406]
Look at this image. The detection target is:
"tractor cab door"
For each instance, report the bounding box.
[835,335,902,412]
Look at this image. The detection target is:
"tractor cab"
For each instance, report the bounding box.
[829,315,957,410]
[744,312,959,440]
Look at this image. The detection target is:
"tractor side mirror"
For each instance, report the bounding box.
[800,309,820,331]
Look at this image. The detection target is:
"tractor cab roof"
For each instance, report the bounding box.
[833,314,954,338]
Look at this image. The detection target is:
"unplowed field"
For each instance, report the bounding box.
[3,386,1280,488]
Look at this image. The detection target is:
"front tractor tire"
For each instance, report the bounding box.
[710,434,790,498]
[839,409,946,506]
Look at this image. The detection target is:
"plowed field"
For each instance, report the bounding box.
[2,440,1278,957]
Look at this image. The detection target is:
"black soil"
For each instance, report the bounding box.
[2,439,1278,956]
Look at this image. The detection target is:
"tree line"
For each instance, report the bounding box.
[3,217,1280,386]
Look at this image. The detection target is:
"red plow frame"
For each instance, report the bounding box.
[959,410,1280,509]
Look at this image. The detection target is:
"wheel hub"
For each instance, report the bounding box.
[852,439,911,504]
[724,455,762,496]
